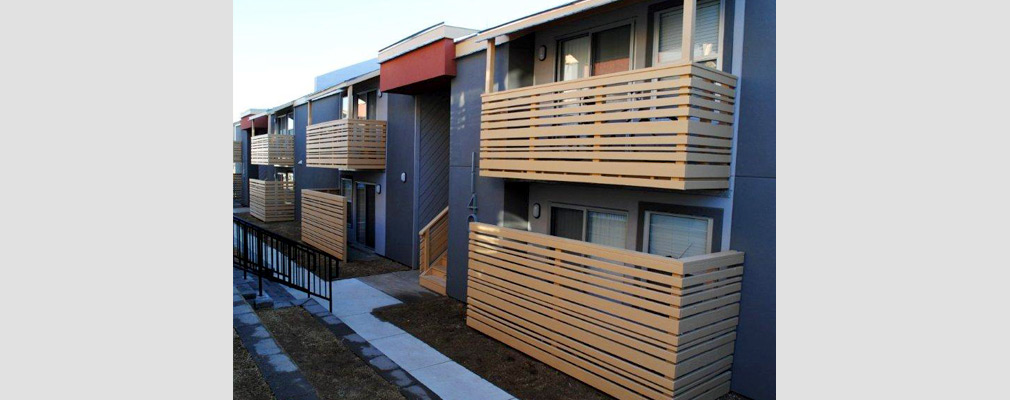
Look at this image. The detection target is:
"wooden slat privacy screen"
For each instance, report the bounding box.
[249,179,295,222]
[250,134,295,166]
[233,173,242,200]
[479,62,737,190]
[301,189,347,260]
[306,119,387,170]
[466,222,744,400]
[233,141,242,163]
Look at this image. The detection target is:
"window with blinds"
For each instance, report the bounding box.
[550,206,628,249]
[645,212,713,259]
[655,0,722,65]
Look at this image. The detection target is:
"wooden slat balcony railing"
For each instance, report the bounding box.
[300,189,347,260]
[306,119,387,170]
[233,141,242,163]
[249,179,295,222]
[233,173,242,200]
[479,62,737,190]
[250,134,294,166]
[466,222,744,400]
[418,206,449,295]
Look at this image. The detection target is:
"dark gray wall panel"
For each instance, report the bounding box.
[293,103,340,222]
[446,49,507,301]
[312,94,342,124]
[384,93,417,267]
[729,0,776,398]
[416,91,451,230]
[734,0,776,179]
[728,176,775,400]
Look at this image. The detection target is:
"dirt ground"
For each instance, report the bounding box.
[373,297,749,400]
[234,212,409,280]
[233,331,275,400]
[373,296,612,400]
[257,307,404,400]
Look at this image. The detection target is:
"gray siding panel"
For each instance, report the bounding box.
[729,0,777,398]
[416,91,451,229]
[293,103,340,222]
[446,49,507,301]
[383,93,417,267]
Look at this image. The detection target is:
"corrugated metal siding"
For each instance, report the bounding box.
[416,91,451,230]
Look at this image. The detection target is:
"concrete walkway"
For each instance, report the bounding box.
[282,276,516,400]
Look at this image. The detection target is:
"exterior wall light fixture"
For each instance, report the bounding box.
[532,203,541,219]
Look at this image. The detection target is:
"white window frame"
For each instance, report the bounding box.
[651,0,726,69]
[642,211,714,257]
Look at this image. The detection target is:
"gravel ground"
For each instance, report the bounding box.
[257,307,403,400]
[233,331,275,400]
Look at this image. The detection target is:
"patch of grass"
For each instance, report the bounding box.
[258,307,403,400]
[234,331,275,400]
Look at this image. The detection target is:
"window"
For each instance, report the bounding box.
[355,91,377,120]
[644,212,713,259]
[341,95,350,119]
[654,0,723,67]
[558,35,590,81]
[275,112,294,135]
[550,205,628,248]
[557,24,633,82]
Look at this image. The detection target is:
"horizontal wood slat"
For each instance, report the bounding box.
[250,134,294,166]
[233,174,242,200]
[249,179,294,222]
[306,119,387,170]
[301,189,347,260]
[233,141,242,163]
[466,222,744,400]
[480,62,737,191]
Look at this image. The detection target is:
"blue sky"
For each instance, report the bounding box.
[234,0,570,120]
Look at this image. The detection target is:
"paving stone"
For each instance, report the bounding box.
[385,369,416,387]
[400,384,437,400]
[251,339,281,356]
[233,304,254,315]
[325,322,355,337]
[368,355,399,371]
[262,353,298,374]
[359,345,382,358]
[233,312,259,327]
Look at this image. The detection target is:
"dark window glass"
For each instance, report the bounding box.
[592,25,631,76]
[550,206,584,241]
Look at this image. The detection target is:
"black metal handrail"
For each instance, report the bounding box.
[233,216,338,311]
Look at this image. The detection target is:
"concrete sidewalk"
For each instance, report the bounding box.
[281,276,516,400]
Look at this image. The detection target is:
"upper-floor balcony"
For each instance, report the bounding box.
[306,119,387,170]
[479,62,737,190]
[250,134,294,167]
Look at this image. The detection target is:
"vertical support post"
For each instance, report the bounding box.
[307,100,313,125]
[485,38,496,94]
[681,0,696,63]
[347,85,356,119]
[267,113,274,135]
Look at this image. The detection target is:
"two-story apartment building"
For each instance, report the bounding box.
[234,0,773,397]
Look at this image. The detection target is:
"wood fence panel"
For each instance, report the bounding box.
[250,134,294,166]
[300,189,347,260]
[466,222,744,400]
[249,179,294,222]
